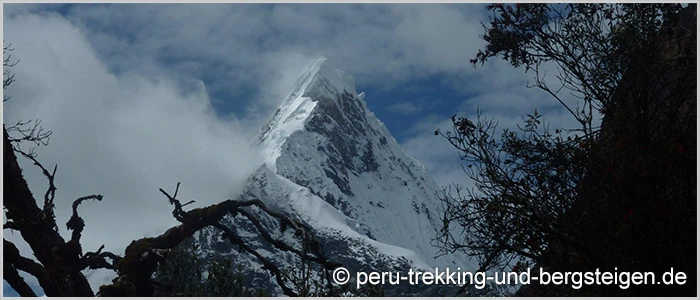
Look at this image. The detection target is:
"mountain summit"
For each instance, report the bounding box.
[195,58,474,295]
[258,57,362,171]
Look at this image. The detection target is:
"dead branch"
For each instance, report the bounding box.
[3,128,95,296]
[66,194,103,246]
[4,221,20,231]
[13,144,58,232]
[5,119,52,147]
[98,183,337,296]
[4,239,57,296]
[78,244,121,271]
[3,261,37,297]
[4,42,19,102]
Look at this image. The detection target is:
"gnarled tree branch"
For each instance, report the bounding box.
[98,183,338,297]
[66,194,103,245]
[4,239,57,296]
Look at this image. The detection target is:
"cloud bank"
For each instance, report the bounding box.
[3,12,262,261]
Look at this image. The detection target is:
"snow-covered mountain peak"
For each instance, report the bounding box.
[195,58,475,295]
[290,57,358,99]
[305,58,358,98]
[281,57,358,104]
[251,58,473,271]
[257,57,362,171]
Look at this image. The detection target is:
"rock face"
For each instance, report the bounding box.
[193,58,474,295]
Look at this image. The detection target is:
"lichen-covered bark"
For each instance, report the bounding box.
[3,127,95,296]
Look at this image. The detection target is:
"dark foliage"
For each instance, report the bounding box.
[437,3,696,296]
[435,109,588,272]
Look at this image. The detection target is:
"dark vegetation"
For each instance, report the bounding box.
[152,239,263,296]
[435,3,696,296]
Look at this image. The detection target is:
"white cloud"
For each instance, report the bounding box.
[401,117,470,188]
[3,12,261,264]
[390,4,485,74]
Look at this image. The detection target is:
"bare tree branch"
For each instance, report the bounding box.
[65,194,103,252]
[4,261,38,297]
[4,221,20,231]
[13,145,59,232]
[3,128,95,296]
[78,244,121,271]
[3,239,57,296]
[4,42,19,102]
[5,119,52,147]
[98,183,338,296]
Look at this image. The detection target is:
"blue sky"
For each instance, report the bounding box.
[3,3,586,296]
